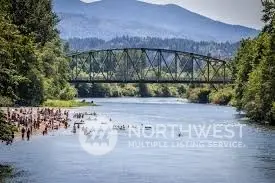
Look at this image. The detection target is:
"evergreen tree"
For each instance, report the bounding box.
[0,0,77,140]
[234,0,275,124]
[10,0,59,45]
[262,0,275,33]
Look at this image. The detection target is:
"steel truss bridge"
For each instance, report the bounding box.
[68,48,233,84]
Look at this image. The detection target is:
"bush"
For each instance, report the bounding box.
[0,96,13,107]
[186,88,211,103]
[121,84,138,96]
[59,84,77,100]
[209,87,234,105]
[177,85,186,96]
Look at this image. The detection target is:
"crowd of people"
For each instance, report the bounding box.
[4,107,69,143]
[73,112,97,119]
[2,108,155,145]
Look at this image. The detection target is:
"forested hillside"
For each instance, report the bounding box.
[68,37,240,59]
[0,0,76,107]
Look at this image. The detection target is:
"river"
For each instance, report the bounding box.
[1,98,275,183]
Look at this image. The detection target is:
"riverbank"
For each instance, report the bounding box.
[75,83,234,106]
[185,87,275,126]
[42,99,97,107]
[75,83,186,98]
[1,107,70,143]
[186,86,234,106]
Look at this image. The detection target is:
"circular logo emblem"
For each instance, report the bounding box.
[79,120,118,156]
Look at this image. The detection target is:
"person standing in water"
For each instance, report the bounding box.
[73,125,76,133]
[21,127,26,140]
[27,128,31,141]
[11,131,15,143]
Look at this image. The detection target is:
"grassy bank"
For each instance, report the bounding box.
[42,100,97,107]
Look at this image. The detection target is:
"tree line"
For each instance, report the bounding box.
[0,0,76,141]
[186,0,275,125]
[0,0,76,106]
[67,36,240,60]
[233,0,275,124]
[75,83,186,98]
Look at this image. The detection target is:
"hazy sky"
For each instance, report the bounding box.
[80,0,264,29]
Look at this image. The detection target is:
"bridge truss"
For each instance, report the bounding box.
[68,48,233,84]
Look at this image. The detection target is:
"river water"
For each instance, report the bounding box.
[1,98,275,183]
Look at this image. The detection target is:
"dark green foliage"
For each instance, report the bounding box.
[186,88,211,103]
[0,0,76,106]
[262,0,275,33]
[234,0,275,124]
[10,0,58,45]
[138,83,151,97]
[39,40,76,101]
[16,70,44,106]
[75,83,186,98]
[177,85,187,97]
[0,110,16,142]
[0,9,34,100]
[0,0,76,139]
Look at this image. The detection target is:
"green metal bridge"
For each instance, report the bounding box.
[68,48,233,84]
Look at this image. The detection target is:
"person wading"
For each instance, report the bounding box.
[27,128,31,141]
[11,132,15,143]
[21,127,26,140]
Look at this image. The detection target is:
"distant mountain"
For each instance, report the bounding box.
[54,0,259,42]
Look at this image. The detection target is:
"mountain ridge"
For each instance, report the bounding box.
[54,0,259,42]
